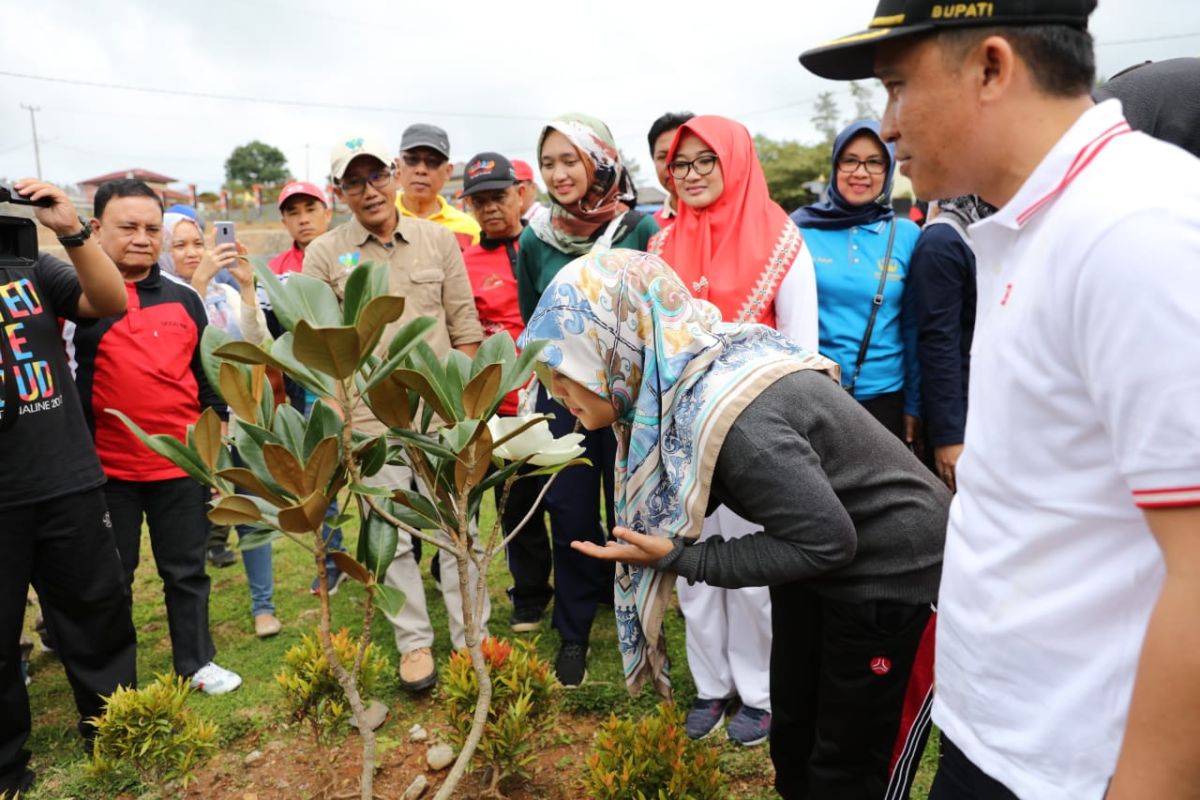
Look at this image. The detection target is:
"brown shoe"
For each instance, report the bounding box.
[398,647,436,692]
[254,613,282,638]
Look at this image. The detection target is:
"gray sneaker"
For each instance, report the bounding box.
[726,705,771,746]
[686,697,732,739]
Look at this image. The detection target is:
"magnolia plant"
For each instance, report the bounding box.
[111,260,584,800]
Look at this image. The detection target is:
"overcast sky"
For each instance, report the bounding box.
[2,0,1197,192]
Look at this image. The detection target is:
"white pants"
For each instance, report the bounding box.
[366,463,491,652]
[676,506,772,711]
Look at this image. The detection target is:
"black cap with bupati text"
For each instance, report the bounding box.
[799,0,1097,81]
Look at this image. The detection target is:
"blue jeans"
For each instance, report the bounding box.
[236,502,344,617]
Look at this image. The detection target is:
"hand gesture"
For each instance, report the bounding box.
[12,178,82,236]
[225,242,253,288]
[570,526,674,566]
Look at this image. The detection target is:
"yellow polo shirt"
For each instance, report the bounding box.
[396,193,481,250]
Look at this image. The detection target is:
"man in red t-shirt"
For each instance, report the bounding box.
[461,152,550,632]
[268,182,333,276]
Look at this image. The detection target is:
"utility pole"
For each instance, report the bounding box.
[20,104,42,179]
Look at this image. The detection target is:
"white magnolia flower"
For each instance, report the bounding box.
[487,416,586,467]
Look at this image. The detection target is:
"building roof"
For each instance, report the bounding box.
[79,168,178,186]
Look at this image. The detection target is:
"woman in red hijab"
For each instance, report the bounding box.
[650,114,817,346]
[649,115,819,747]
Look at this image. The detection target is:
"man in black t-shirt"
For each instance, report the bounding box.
[0,179,136,797]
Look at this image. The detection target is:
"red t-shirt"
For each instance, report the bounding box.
[462,237,525,416]
[268,243,305,275]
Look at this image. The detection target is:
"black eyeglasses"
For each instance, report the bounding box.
[836,157,887,175]
[668,154,719,180]
[401,152,448,169]
[337,167,394,196]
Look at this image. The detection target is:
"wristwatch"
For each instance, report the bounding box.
[57,217,92,248]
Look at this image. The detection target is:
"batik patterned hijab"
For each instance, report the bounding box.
[518,249,838,697]
[530,113,637,255]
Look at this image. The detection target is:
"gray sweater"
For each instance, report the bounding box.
[654,369,949,606]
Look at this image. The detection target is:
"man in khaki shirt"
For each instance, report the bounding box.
[303,136,486,693]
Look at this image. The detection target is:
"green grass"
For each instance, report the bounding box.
[20,494,936,798]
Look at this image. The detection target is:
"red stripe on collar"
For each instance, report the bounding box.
[1016,121,1132,227]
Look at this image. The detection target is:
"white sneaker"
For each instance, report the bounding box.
[189,661,243,695]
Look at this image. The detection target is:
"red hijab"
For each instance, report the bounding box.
[650,115,802,327]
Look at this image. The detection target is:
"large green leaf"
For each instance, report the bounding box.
[392,369,452,423]
[391,487,445,529]
[212,340,290,373]
[105,409,211,485]
[341,259,374,327]
[214,467,290,508]
[302,400,343,461]
[287,273,343,327]
[272,404,307,457]
[440,349,472,420]
[292,321,361,380]
[354,435,389,479]
[200,325,233,404]
[253,261,302,333]
[462,362,503,420]
[269,334,337,398]
[389,427,457,461]
[355,508,399,580]
[354,295,407,358]
[504,338,548,396]
[471,331,517,379]
[358,316,439,394]
[374,583,407,617]
[454,417,493,490]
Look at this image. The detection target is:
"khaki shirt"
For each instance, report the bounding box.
[303,213,483,433]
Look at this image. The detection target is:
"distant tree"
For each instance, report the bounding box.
[619,148,644,184]
[224,141,290,189]
[754,134,829,212]
[848,81,881,123]
[812,92,841,148]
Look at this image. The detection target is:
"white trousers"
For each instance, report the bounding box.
[676,505,772,710]
[366,463,491,652]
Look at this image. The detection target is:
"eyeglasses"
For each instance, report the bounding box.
[401,152,448,170]
[668,154,719,180]
[337,168,394,197]
[836,157,887,175]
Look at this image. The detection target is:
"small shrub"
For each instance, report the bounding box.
[442,636,558,785]
[276,627,389,744]
[87,673,218,796]
[583,701,727,800]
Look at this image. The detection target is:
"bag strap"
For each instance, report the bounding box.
[845,219,897,397]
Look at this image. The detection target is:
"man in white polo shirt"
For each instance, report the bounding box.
[802,2,1200,799]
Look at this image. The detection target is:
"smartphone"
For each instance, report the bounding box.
[214,221,236,250]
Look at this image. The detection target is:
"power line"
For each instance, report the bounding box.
[0,70,549,122]
[1096,31,1200,46]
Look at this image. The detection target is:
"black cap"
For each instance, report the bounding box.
[462,152,518,197]
[800,0,1097,81]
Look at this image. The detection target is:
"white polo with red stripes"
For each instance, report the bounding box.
[932,99,1200,800]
